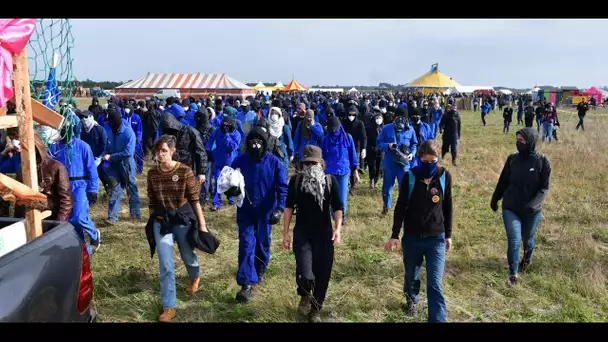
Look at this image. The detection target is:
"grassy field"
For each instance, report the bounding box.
[75,99,608,322]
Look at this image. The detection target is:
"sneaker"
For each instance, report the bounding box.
[187,278,200,295]
[349,188,355,196]
[105,219,118,226]
[297,295,311,316]
[209,206,219,212]
[369,180,375,190]
[257,271,265,284]
[308,308,322,323]
[342,217,347,226]
[236,285,253,303]
[90,229,101,253]
[381,208,389,216]
[452,160,457,167]
[158,308,176,322]
[508,275,519,287]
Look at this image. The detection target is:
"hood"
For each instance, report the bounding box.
[347,105,359,116]
[169,103,186,118]
[246,126,268,150]
[516,127,538,154]
[160,112,185,132]
[34,134,48,162]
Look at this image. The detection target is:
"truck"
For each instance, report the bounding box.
[0,218,97,322]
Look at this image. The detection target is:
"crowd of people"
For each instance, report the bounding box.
[0,88,556,323]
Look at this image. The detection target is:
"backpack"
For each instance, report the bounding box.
[407,169,446,202]
[293,173,333,214]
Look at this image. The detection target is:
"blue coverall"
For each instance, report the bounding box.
[231,152,288,285]
[211,112,245,142]
[293,122,324,160]
[410,121,434,169]
[377,124,418,209]
[206,128,241,209]
[430,107,443,137]
[123,112,144,174]
[50,139,99,255]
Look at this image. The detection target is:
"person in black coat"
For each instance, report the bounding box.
[490,127,551,287]
[517,98,524,126]
[365,110,385,190]
[524,101,535,128]
[503,104,514,134]
[88,96,104,120]
[142,100,161,158]
[576,101,589,131]
[438,104,461,166]
[342,106,367,194]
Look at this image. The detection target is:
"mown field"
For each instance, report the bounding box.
[75,99,608,322]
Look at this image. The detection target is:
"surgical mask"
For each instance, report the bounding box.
[183,106,189,111]
[380,108,387,114]
[125,108,131,114]
[375,118,383,125]
[159,105,165,111]
[10,139,20,152]
[348,115,355,122]
[270,114,279,122]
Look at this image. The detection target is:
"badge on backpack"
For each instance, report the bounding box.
[432,195,440,203]
[430,187,438,195]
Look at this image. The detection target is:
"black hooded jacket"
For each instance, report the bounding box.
[143,104,161,148]
[255,118,285,161]
[159,113,208,176]
[342,106,367,152]
[88,96,104,120]
[439,109,461,139]
[491,128,551,216]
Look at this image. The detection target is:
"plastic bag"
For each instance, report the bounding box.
[216,166,245,208]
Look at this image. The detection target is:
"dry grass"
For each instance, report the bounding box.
[76,98,608,322]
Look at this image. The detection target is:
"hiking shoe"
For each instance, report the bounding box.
[236,285,253,303]
[369,180,375,190]
[519,258,532,273]
[508,275,519,287]
[349,188,355,196]
[404,302,418,317]
[382,208,389,216]
[209,206,219,212]
[158,308,177,322]
[105,219,118,226]
[187,278,200,295]
[308,308,322,323]
[452,160,457,167]
[257,271,265,284]
[297,296,311,316]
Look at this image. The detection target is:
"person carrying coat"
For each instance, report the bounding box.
[122,104,144,174]
[490,127,551,287]
[49,119,100,255]
[377,116,418,215]
[365,110,385,191]
[439,104,461,167]
[321,117,359,223]
[103,107,141,224]
[231,127,288,303]
[342,106,367,194]
[206,115,242,211]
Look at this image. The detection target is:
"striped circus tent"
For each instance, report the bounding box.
[282,79,308,92]
[115,73,255,99]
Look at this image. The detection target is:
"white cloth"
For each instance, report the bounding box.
[217,166,245,207]
[361,149,366,160]
[268,107,285,138]
[94,156,102,167]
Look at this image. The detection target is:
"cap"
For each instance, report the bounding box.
[241,100,250,106]
[300,145,322,164]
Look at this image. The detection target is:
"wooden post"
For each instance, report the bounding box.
[13,50,42,241]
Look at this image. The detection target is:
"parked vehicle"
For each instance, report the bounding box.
[155,89,181,101]
[0,218,97,322]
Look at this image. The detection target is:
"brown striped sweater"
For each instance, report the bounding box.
[147,162,200,214]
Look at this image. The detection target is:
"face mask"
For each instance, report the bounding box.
[420,160,439,179]
[248,138,264,159]
[348,115,355,122]
[183,106,189,111]
[10,139,20,152]
[125,108,131,114]
[375,118,383,125]
[380,108,387,114]
[516,141,527,153]
[159,105,165,111]
[270,114,279,122]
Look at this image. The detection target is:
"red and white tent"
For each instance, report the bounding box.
[115,73,255,99]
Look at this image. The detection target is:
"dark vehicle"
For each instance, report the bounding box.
[0,218,96,322]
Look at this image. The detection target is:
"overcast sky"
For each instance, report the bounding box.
[65,19,607,88]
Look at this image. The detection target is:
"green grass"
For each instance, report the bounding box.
[81,99,608,322]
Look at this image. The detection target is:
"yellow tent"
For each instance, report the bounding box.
[405,64,460,94]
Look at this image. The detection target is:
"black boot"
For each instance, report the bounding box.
[236,285,253,303]
[297,295,311,316]
[519,250,533,272]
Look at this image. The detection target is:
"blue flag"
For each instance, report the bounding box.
[42,67,60,110]
[430,63,438,73]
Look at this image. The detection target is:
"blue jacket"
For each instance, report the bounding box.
[430,107,443,123]
[293,122,324,159]
[321,131,359,176]
[236,110,258,136]
[377,124,418,169]
[414,121,434,143]
[278,125,294,161]
[231,152,288,222]
[104,119,136,185]
[206,128,241,167]
[481,103,491,114]
[69,113,82,139]
[123,113,143,142]
[50,138,99,194]
[183,108,197,127]
[211,113,245,142]
[81,124,108,159]
[0,154,21,174]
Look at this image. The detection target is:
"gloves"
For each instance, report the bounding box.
[361,149,366,160]
[490,201,498,212]
[87,192,98,205]
[269,208,283,225]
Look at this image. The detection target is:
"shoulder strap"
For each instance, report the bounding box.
[407,170,415,202]
[439,171,446,199]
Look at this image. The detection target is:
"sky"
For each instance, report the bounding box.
[62,19,607,89]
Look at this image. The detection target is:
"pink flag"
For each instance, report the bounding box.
[0,19,37,108]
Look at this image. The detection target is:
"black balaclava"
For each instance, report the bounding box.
[195,109,209,130]
[251,100,261,112]
[107,108,123,134]
[327,116,341,133]
[395,107,407,118]
[220,115,236,134]
[92,96,99,106]
[246,127,268,160]
[516,127,538,157]
[393,116,409,132]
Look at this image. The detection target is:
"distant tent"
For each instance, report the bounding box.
[496,89,513,95]
[283,79,308,92]
[404,63,460,94]
[584,87,603,104]
[271,81,285,91]
[348,87,358,92]
[253,81,266,89]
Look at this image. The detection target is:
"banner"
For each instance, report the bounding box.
[571,96,587,105]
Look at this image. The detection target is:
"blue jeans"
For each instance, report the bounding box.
[107,160,141,222]
[502,210,542,276]
[402,233,447,323]
[382,165,407,209]
[237,218,271,285]
[329,173,349,218]
[212,166,234,209]
[542,122,553,143]
[154,222,199,309]
[536,118,542,133]
[431,121,440,137]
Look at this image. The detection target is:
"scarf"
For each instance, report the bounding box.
[268,107,284,138]
[322,124,349,154]
[82,115,98,133]
[300,164,326,210]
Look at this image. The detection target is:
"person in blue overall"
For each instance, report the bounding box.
[293,110,324,170]
[409,112,434,169]
[206,115,241,211]
[181,99,197,127]
[122,104,144,174]
[231,127,288,303]
[377,115,418,215]
[321,116,359,223]
[266,107,294,172]
[236,100,258,148]
[481,101,491,126]
[429,100,443,137]
[49,120,100,255]
[80,110,109,194]
[104,108,141,224]
[211,104,245,143]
